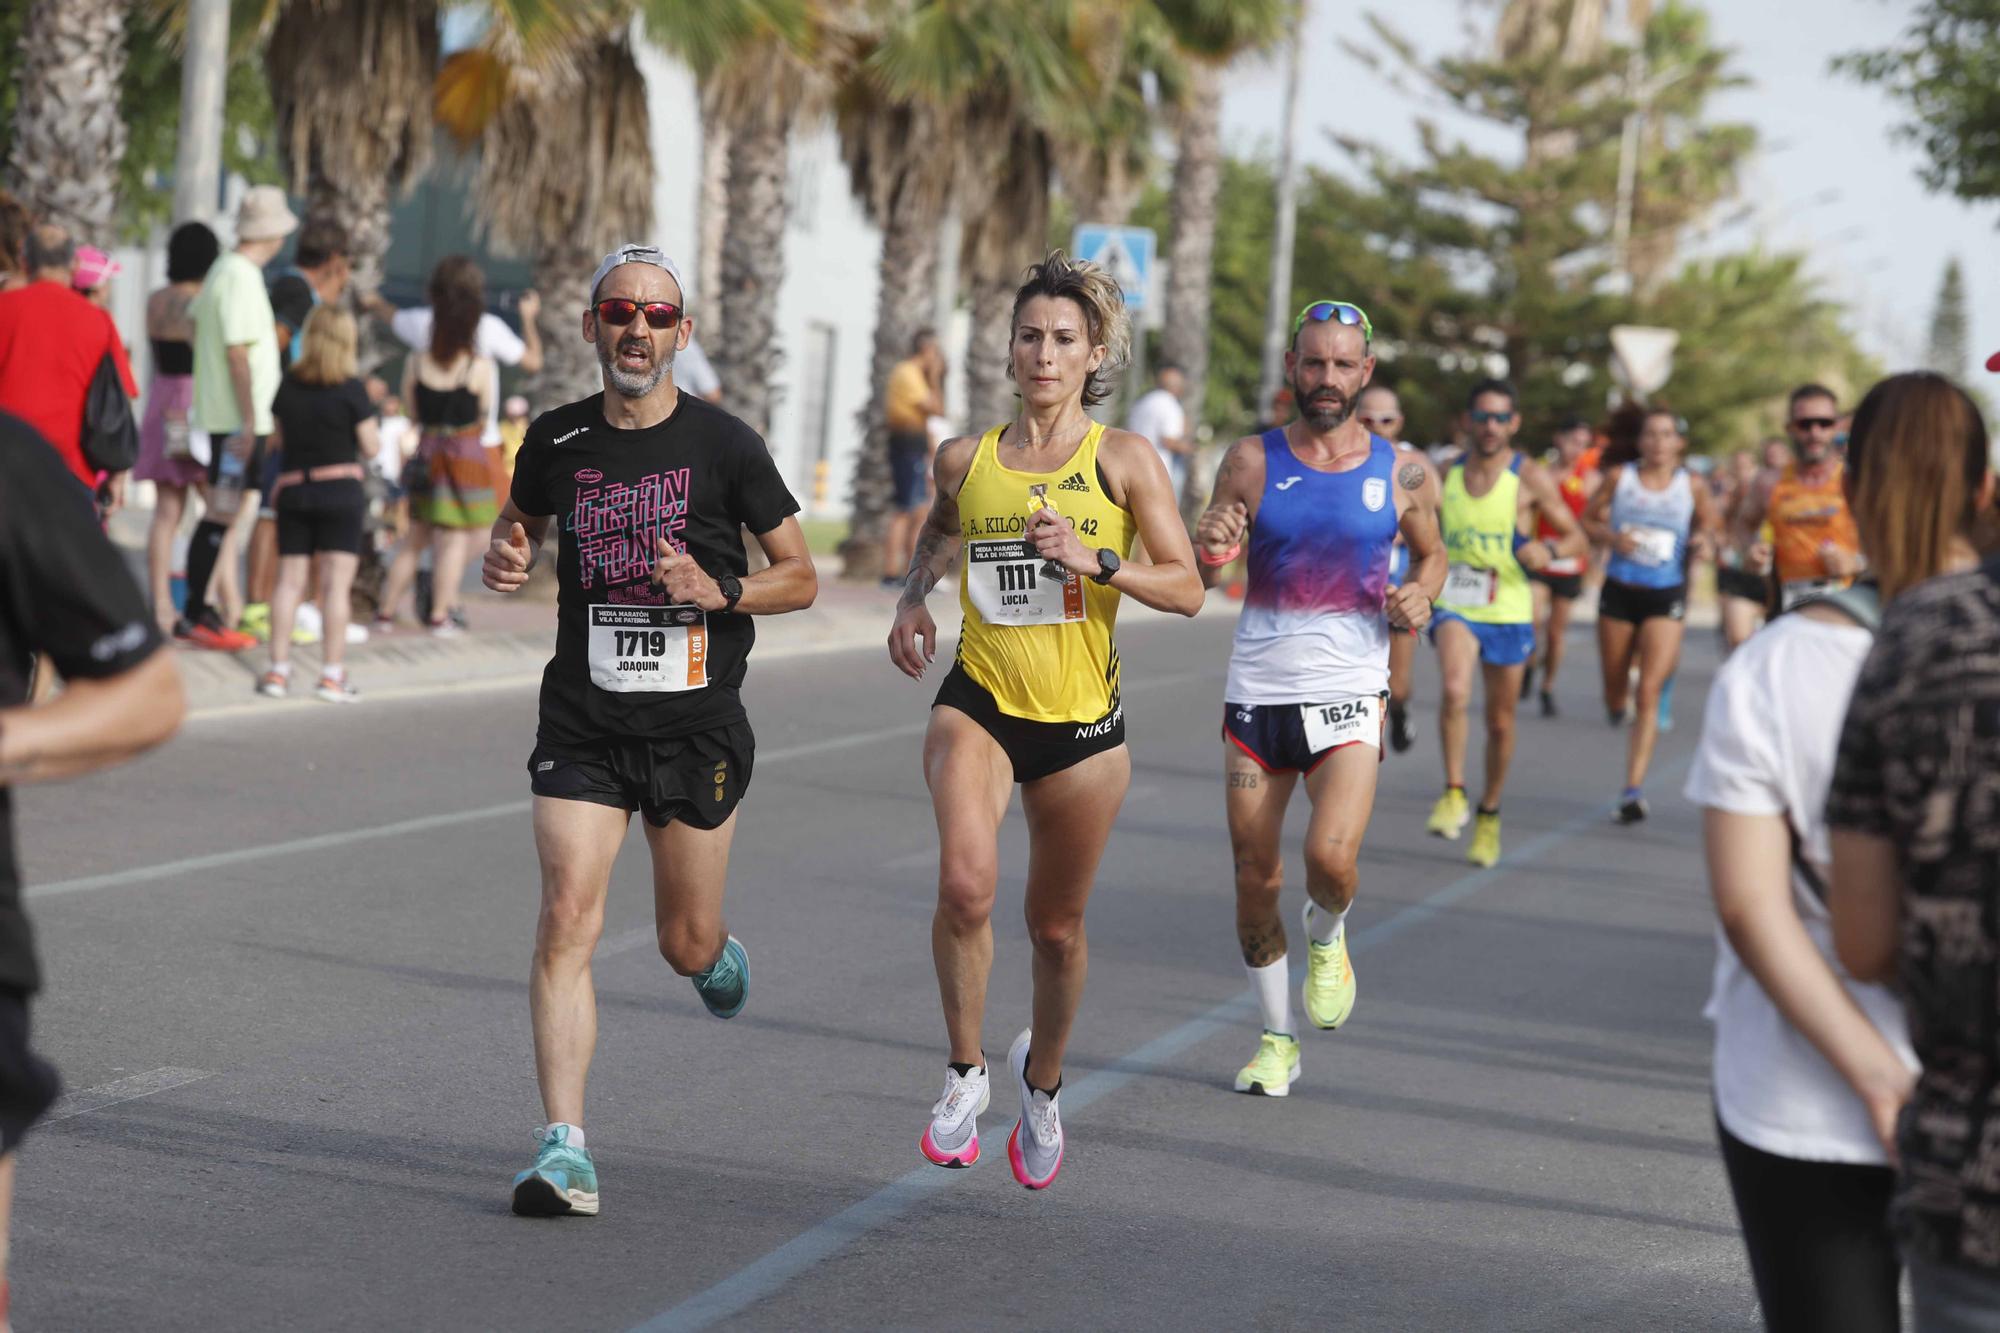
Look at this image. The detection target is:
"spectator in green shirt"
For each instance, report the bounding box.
[179,186,296,652]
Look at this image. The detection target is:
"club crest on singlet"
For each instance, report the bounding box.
[1363,477,1387,512]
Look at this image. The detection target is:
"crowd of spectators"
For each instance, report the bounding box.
[0,188,548,701]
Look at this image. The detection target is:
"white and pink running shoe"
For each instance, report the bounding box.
[1006,1028,1064,1190]
[919,1062,990,1168]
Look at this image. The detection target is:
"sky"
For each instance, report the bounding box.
[1217,0,1998,394]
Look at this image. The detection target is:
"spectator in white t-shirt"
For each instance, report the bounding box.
[676,335,723,403]
[365,271,541,445]
[1684,418,1934,1330]
[1125,362,1190,500]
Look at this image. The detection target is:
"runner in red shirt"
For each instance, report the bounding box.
[1524,418,1599,717]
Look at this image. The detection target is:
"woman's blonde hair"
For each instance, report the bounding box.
[1846,371,1992,600]
[1010,249,1130,408]
[290,305,358,387]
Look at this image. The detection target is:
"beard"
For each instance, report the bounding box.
[1294,378,1352,431]
[599,331,674,398]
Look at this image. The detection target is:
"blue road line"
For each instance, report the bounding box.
[632,750,1698,1331]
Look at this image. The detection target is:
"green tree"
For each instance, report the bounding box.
[266,0,440,299]
[1837,1,2000,207]
[1154,0,1293,449]
[1926,255,1970,383]
[660,0,844,439]
[834,0,1080,576]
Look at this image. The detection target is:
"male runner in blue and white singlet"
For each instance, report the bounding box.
[1195,301,1445,1096]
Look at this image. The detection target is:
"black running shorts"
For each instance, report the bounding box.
[0,987,60,1153]
[933,662,1124,784]
[527,722,754,829]
[1716,566,1771,605]
[1528,567,1584,600]
[1598,578,1687,625]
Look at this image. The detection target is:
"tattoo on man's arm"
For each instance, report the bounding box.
[1398,462,1427,491]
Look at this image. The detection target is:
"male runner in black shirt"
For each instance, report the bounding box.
[482,245,816,1217]
[0,413,184,1316]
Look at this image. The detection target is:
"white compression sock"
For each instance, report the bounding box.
[1246,957,1293,1036]
[1308,903,1348,946]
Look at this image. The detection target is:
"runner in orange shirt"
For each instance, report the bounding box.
[1739,385,1862,610]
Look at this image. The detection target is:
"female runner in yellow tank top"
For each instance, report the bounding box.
[887,251,1203,1189]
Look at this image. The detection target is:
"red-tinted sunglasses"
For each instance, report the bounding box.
[592,298,682,330]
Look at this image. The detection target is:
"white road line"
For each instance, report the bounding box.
[44,1067,216,1124]
[30,666,1224,903]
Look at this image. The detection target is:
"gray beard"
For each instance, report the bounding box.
[1300,393,1350,431]
[600,336,674,398]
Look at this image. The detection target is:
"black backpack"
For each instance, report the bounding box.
[80,351,138,473]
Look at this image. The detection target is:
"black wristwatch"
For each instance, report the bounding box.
[1091,548,1121,585]
[716,573,743,613]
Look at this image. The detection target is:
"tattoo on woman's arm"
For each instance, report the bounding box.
[1398,462,1427,491]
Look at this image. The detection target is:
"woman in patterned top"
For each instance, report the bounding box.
[1829,372,2000,1333]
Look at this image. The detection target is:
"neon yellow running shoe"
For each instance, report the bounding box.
[1301,901,1358,1030]
[1233,1030,1301,1096]
[1426,787,1469,839]
[1467,810,1502,868]
[237,602,271,644]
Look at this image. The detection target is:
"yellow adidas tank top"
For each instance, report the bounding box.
[955,421,1136,722]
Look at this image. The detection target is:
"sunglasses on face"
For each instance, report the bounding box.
[592,298,682,330]
[1791,416,1837,431]
[1469,410,1515,424]
[1291,299,1374,343]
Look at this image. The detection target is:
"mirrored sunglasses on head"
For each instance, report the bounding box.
[1291,299,1374,343]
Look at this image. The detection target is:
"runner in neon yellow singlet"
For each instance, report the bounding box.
[887,251,1202,1188]
[1426,379,1588,867]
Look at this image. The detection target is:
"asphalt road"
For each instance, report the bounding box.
[14,606,1755,1331]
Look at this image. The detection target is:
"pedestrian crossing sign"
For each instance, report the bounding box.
[1072,224,1156,312]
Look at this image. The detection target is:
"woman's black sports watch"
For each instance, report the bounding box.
[717,573,744,612]
[1091,548,1121,585]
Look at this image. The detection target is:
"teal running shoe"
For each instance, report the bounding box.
[692,934,748,1019]
[511,1124,599,1217]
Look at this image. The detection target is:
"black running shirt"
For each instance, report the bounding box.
[0,414,166,991]
[510,392,799,748]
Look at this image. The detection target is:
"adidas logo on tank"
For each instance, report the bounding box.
[1057,471,1089,493]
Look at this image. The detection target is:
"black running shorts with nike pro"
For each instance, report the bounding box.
[527,722,755,829]
[933,662,1124,784]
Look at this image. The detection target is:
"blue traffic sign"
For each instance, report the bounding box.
[1072,224,1156,311]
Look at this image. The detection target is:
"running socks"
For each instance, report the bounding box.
[948,1060,982,1078]
[182,518,230,625]
[1246,956,1293,1036]
[548,1121,586,1149]
[1307,904,1347,947]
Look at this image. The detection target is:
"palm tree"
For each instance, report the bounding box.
[834,0,1079,576]
[450,32,656,402]
[643,0,843,439]
[265,0,440,301]
[1154,0,1292,446]
[6,0,130,241]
